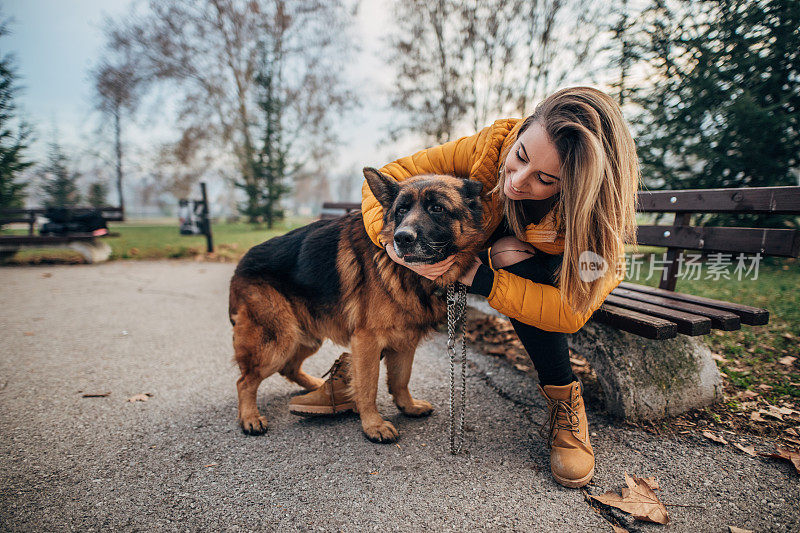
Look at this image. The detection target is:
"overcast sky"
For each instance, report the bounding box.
[3,0,419,203]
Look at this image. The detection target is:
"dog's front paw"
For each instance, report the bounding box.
[239,415,268,435]
[399,399,434,418]
[362,419,399,443]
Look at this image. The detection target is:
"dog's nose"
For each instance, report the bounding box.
[394,228,417,247]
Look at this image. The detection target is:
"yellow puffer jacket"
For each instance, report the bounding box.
[361,118,623,334]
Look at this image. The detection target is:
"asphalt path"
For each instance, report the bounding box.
[1,261,797,532]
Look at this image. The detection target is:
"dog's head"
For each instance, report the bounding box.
[364,167,484,266]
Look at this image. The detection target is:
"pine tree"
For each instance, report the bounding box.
[630,0,800,228]
[0,20,33,213]
[39,141,80,208]
[87,181,109,208]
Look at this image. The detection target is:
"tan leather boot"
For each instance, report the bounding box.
[289,353,357,416]
[538,380,595,488]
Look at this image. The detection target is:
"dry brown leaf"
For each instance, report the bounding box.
[750,411,766,422]
[761,405,793,421]
[759,448,800,475]
[779,356,797,366]
[733,443,757,457]
[589,473,670,524]
[702,431,728,445]
[786,428,799,437]
[728,527,754,533]
[513,364,531,372]
[640,477,660,491]
[711,353,726,362]
[127,393,153,402]
[82,392,111,398]
[757,384,773,391]
[570,357,587,366]
[738,390,759,400]
[612,526,629,533]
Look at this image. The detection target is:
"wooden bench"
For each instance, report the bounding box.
[319,202,361,220]
[593,186,800,339]
[0,206,124,264]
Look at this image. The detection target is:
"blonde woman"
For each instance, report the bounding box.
[293,86,639,488]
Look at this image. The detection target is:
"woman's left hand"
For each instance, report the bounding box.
[458,255,482,286]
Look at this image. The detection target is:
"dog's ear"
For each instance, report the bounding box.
[363,167,400,209]
[461,179,483,199]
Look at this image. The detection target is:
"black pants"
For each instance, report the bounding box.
[487,252,576,387]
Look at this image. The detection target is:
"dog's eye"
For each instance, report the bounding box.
[396,207,408,216]
[429,204,443,213]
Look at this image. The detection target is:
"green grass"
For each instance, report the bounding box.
[1,217,314,263]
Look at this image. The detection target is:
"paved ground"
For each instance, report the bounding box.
[1,261,797,532]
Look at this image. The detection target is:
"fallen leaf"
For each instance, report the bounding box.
[589,473,669,524]
[127,393,153,402]
[779,356,797,366]
[203,463,217,468]
[728,527,754,533]
[612,526,629,533]
[786,428,799,437]
[570,357,587,366]
[761,405,795,421]
[733,443,757,457]
[702,431,728,445]
[640,477,660,491]
[783,437,800,447]
[514,364,531,372]
[41,273,52,278]
[750,411,766,422]
[738,390,759,400]
[757,384,773,391]
[759,448,800,475]
[82,392,111,398]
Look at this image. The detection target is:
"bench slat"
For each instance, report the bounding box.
[591,303,678,340]
[638,186,800,214]
[604,294,713,336]
[0,233,119,245]
[611,286,741,330]
[617,282,769,325]
[637,225,800,257]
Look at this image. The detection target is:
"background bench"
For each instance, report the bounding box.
[0,206,124,264]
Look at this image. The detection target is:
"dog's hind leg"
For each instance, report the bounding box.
[279,342,324,391]
[233,301,298,436]
[384,342,434,418]
[350,331,399,443]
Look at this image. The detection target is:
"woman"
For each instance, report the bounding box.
[295,86,639,488]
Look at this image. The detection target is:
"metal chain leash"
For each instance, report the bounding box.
[446,281,468,455]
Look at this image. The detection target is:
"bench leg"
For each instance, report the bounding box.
[569,321,723,420]
[68,241,112,264]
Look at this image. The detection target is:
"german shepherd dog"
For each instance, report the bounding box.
[228,168,484,442]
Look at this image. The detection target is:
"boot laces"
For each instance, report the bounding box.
[321,354,349,382]
[539,397,581,447]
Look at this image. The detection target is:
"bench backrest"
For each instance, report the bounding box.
[636,186,800,290]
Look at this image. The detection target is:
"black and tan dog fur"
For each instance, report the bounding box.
[228,168,484,442]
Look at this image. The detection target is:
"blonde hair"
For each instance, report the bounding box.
[491,86,640,316]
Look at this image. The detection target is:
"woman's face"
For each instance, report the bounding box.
[503,122,562,201]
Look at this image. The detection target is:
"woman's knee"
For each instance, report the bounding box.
[489,236,537,269]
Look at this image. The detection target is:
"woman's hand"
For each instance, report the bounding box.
[384,242,456,281]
